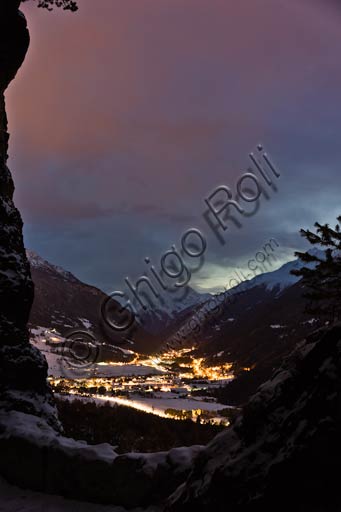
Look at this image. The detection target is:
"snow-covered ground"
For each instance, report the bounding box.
[97,394,229,414]
[0,477,160,512]
[88,364,163,378]
[60,392,231,421]
[0,411,198,511]
[30,327,161,379]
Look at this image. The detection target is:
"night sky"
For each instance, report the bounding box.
[6,0,341,294]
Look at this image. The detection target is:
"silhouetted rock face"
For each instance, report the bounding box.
[168,323,341,512]
[0,3,59,429]
[0,1,29,92]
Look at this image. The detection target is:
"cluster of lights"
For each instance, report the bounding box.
[132,347,234,382]
[49,346,235,427]
[178,357,233,381]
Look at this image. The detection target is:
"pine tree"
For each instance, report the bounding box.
[22,0,78,11]
[291,215,341,323]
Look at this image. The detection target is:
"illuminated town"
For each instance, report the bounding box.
[44,342,237,426]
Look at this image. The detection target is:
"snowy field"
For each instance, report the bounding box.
[60,392,231,420]
[30,329,161,379]
[0,477,160,512]
[87,365,163,378]
[95,394,229,415]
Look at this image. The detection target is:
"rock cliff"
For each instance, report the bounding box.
[0,0,59,428]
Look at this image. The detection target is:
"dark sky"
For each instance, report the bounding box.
[6,0,341,294]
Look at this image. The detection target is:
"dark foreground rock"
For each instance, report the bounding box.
[0,410,201,508]
[167,323,341,512]
[0,1,59,428]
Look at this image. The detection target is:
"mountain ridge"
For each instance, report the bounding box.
[26,249,160,354]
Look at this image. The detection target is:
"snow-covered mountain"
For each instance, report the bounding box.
[230,248,323,295]
[134,285,211,334]
[236,258,302,292]
[27,250,79,284]
[115,250,321,339]
[27,250,159,354]
[165,253,313,342]
[161,250,326,404]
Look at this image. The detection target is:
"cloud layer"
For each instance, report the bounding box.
[6,0,341,292]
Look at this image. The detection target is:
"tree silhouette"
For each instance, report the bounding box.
[291,215,341,323]
[22,0,78,11]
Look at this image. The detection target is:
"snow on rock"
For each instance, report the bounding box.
[0,408,202,509]
[0,410,118,462]
[303,318,318,325]
[0,476,161,512]
[0,3,59,431]
[79,318,93,329]
[168,323,341,511]
[27,250,79,284]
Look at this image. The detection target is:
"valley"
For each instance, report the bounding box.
[31,329,235,425]
[28,249,322,425]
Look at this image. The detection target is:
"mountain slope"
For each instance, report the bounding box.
[135,285,211,335]
[27,250,159,354]
[164,254,323,404]
[230,250,320,294]
[168,323,341,512]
